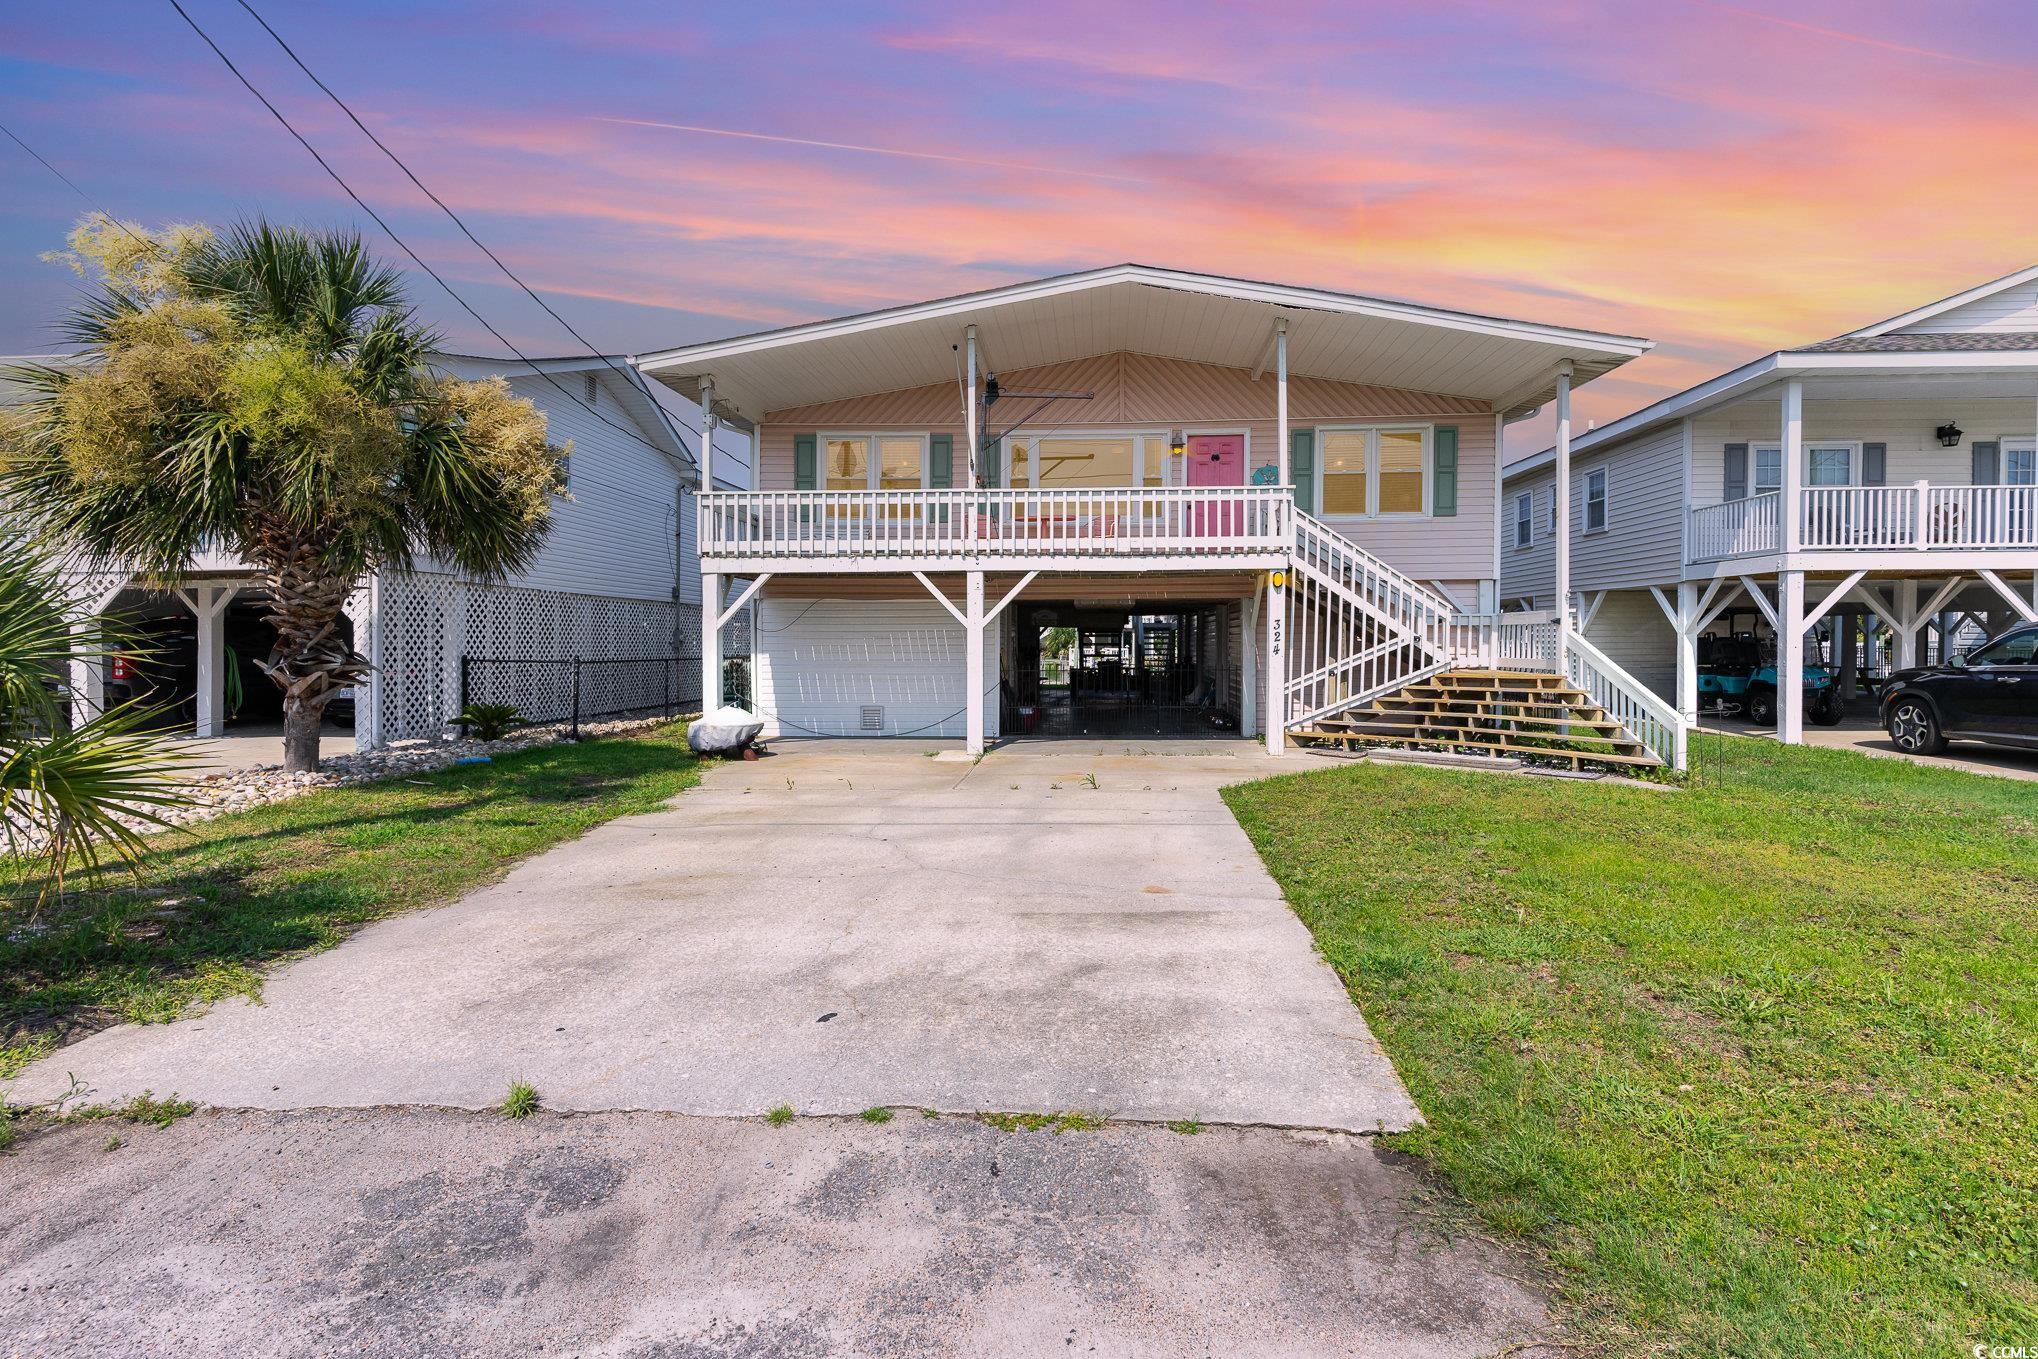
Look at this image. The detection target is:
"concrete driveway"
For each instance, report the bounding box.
[9,739,1418,1133]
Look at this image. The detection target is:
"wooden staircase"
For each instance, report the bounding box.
[1290,668,1665,771]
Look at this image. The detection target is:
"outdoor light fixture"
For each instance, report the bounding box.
[1169,432,1186,455]
[1936,422,1963,447]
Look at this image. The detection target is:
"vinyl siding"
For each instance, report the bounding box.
[1890,280,2038,333]
[505,371,686,602]
[751,596,999,740]
[1690,396,2037,507]
[1582,589,1676,701]
[1499,466,1557,607]
[1571,425,1684,590]
[756,352,1498,583]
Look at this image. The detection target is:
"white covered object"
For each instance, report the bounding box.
[688,705,765,754]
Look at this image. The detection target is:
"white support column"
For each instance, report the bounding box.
[964,570,986,755]
[1275,318,1290,489]
[698,374,720,501]
[1895,578,1920,669]
[1263,570,1286,756]
[701,572,723,713]
[177,583,240,738]
[1552,362,1574,665]
[69,620,106,730]
[964,326,980,488]
[1778,569,1805,743]
[1674,580,1699,730]
[1780,379,1803,554]
[440,579,466,730]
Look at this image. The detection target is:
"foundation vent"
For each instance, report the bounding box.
[860,705,884,732]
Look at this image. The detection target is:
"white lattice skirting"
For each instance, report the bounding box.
[368,571,683,745]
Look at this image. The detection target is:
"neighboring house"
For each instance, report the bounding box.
[635,265,1678,761]
[1501,265,2038,742]
[4,352,709,750]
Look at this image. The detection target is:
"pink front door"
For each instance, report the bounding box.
[1187,434,1245,535]
[1186,434,1245,487]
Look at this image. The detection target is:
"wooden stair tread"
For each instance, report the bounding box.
[1295,729,1663,767]
[1339,714,1643,744]
[1365,702,1624,728]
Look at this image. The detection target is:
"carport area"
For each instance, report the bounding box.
[9,739,1420,1134]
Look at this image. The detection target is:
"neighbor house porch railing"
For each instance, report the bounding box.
[698,486,1294,561]
[1690,483,2038,560]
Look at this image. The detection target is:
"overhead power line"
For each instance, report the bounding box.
[224,0,697,438]
[0,119,160,254]
[164,0,700,474]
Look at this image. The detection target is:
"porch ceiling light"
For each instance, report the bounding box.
[1936,422,1963,447]
[1169,432,1186,455]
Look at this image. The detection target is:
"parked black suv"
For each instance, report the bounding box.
[1880,623,2038,755]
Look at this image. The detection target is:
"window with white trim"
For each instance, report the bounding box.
[822,434,929,490]
[1002,431,1177,489]
[1750,445,1781,496]
[2005,440,2035,485]
[1315,425,1432,517]
[1513,491,1533,548]
[1583,468,1608,533]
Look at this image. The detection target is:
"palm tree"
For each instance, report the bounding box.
[0,539,192,900]
[1,217,565,771]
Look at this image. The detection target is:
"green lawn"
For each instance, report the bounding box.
[2,723,700,1078]
[1223,735,2037,1357]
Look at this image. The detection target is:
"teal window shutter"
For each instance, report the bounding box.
[980,438,1002,487]
[1433,426,1459,517]
[1290,429,1315,515]
[928,434,952,488]
[793,433,817,489]
[1862,442,1886,486]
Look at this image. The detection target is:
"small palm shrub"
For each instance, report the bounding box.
[452,703,524,742]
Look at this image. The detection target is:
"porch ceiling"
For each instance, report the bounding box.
[635,265,1649,422]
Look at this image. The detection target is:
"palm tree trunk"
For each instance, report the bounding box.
[255,527,367,774]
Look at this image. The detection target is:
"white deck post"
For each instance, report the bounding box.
[1275,318,1290,489]
[1553,362,1573,667]
[1778,570,1805,743]
[964,570,986,755]
[701,572,723,713]
[964,326,980,488]
[1780,379,1803,554]
[698,374,719,506]
[1263,570,1285,755]
[183,585,238,738]
[68,620,105,730]
[1895,579,1920,669]
[1675,579,1699,729]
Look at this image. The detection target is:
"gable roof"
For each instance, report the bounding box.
[1840,263,2038,338]
[635,263,1651,422]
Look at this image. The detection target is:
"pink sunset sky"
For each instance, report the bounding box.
[4,1,2036,455]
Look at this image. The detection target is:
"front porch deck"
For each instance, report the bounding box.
[1689,483,2038,563]
[697,486,1293,573]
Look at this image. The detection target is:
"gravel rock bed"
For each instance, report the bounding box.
[8,713,687,859]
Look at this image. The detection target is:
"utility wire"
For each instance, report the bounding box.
[0,119,161,255]
[164,0,701,476]
[223,0,701,439]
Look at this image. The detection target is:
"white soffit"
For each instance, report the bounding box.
[634,265,1649,420]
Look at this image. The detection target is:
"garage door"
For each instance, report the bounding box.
[752,598,998,739]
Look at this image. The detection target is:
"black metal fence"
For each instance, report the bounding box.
[460,655,701,739]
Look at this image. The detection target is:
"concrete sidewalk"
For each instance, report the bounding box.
[8,739,1419,1133]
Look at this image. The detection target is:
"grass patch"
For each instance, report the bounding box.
[858,1105,894,1124]
[765,1103,794,1126]
[1165,1117,1204,1135]
[499,1080,539,1120]
[1,724,700,1055]
[1222,733,2038,1356]
[978,1109,1105,1134]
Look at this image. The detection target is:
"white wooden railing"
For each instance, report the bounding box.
[1563,630,1686,770]
[1689,492,1780,559]
[1285,510,1459,726]
[1693,484,2038,559]
[698,486,1293,561]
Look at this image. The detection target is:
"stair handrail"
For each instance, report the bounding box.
[1290,509,1460,656]
[1561,629,1689,770]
